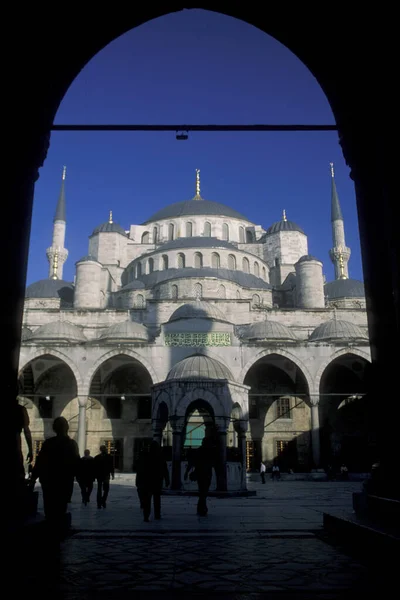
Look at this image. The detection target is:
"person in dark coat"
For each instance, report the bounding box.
[94,445,115,509]
[30,416,80,529]
[184,437,216,516]
[136,441,170,522]
[78,449,95,505]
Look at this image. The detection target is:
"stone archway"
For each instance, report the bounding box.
[318,352,370,472]
[243,353,312,471]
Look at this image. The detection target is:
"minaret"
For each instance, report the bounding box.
[328,162,350,279]
[46,166,69,279]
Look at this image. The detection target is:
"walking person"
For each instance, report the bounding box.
[30,416,80,534]
[260,461,266,484]
[184,437,216,516]
[94,445,115,509]
[136,440,170,522]
[271,462,280,481]
[78,449,95,505]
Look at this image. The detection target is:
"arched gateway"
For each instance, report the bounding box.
[152,354,249,491]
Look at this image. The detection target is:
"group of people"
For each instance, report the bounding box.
[27,416,219,530]
[260,461,281,483]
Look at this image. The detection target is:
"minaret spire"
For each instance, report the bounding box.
[46,166,69,280]
[328,163,350,280]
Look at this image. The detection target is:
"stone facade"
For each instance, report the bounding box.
[19,172,371,486]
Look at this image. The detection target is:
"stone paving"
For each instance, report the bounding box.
[22,477,391,598]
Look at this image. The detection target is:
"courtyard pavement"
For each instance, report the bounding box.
[21,476,391,598]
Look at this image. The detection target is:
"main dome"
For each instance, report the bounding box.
[143,199,252,224]
[167,354,233,380]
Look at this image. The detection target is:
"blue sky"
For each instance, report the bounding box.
[28,9,363,285]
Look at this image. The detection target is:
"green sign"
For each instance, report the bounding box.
[165,332,231,347]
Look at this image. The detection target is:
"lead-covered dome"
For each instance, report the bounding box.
[143,199,251,224]
[26,279,74,307]
[167,354,233,380]
[99,320,149,342]
[265,220,305,235]
[92,221,127,236]
[241,320,297,341]
[29,321,87,343]
[309,319,368,342]
[324,278,365,299]
[168,301,230,324]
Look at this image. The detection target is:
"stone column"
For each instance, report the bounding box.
[310,400,321,469]
[152,419,163,446]
[238,433,247,490]
[77,396,88,456]
[171,425,183,490]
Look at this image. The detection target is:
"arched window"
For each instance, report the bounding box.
[203,221,211,237]
[135,294,145,309]
[194,252,203,268]
[177,253,185,269]
[246,230,254,243]
[262,266,267,280]
[193,282,203,300]
[242,257,250,273]
[153,227,158,243]
[228,254,236,270]
[222,223,229,240]
[236,290,241,299]
[211,252,220,269]
[171,284,178,300]
[136,262,142,277]
[218,284,226,299]
[186,222,193,237]
[148,258,154,274]
[239,226,245,243]
[168,223,175,241]
[141,231,150,244]
[162,254,169,270]
[252,294,261,307]
[254,261,260,277]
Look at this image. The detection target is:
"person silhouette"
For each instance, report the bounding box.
[94,445,115,509]
[30,416,80,532]
[78,449,95,505]
[136,440,170,522]
[184,437,216,516]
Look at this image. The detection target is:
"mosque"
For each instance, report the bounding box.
[18,166,370,490]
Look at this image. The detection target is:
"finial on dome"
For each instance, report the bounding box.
[330,162,335,178]
[282,209,287,222]
[62,165,67,181]
[195,168,201,198]
[109,210,113,224]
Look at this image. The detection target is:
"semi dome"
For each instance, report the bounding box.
[324,278,365,299]
[242,320,297,341]
[25,279,74,306]
[29,321,87,343]
[92,221,127,236]
[169,301,230,324]
[309,319,368,342]
[99,320,149,342]
[143,199,251,224]
[167,354,233,380]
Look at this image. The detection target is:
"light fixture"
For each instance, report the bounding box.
[120,395,125,401]
[45,396,51,401]
[176,130,188,141]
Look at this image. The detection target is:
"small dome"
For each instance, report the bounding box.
[99,320,149,342]
[76,255,101,264]
[21,327,32,341]
[296,254,320,264]
[25,279,74,307]
[92,221,127,236]
[169,301,230,324]
[242,320,297,341]
[309,319,368,342]
[167,354,233,380]
[30,321,87,343]
[265,219,304,235]
[324,278,365,299]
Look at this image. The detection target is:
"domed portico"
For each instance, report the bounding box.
[152,354,249,492]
